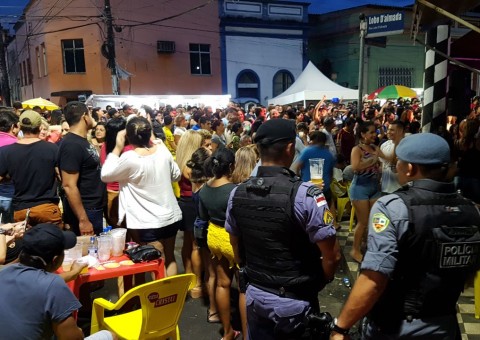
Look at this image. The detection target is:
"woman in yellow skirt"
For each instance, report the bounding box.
[198,147,242,340]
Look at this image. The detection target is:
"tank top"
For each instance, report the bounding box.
[355,145,379,178]
[179,175,192,197]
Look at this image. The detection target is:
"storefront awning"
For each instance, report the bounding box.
[50,90,92,98]
[451,30,480,70]
[411,0,479,42]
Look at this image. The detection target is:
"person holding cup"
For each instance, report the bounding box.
[294,131,335,204]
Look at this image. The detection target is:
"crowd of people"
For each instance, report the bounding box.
[0,92,478,339]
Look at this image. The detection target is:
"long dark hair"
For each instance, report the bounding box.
[105,117,127,155]
[204,147,235,179]
[187,147,211,183]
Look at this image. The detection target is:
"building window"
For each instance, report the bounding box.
[20,62,25,86]
[236,70,260,101]
[189,43,211,75]
[42,43,48,76]
[36,47,42,78]
[62,39,86,73]
[26,58,32,85]
[378,67,414,88]
[273,70,294,97]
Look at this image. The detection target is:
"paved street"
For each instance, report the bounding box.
[81,219,479,340]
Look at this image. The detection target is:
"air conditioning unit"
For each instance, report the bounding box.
[157,41,175,54]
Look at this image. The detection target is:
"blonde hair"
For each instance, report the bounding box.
[231,145,258,184]
[176,130,202,172]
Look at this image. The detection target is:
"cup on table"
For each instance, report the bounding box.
[97,235,112,261]
[70,243,83,260]
[62,257,73,272]
[110,228,127,256]
[309,158,325,186]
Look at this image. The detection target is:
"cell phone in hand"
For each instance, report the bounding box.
[24,209,31,231]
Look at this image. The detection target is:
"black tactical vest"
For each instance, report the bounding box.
[371,181,480,329]
[231,166,324,294]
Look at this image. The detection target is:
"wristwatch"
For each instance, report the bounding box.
[0,228,7,235]
[330,318,350,335]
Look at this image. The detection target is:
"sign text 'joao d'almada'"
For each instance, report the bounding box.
[366,12,404,38]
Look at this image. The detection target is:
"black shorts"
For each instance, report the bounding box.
[178,196,196,232]
[130,221,180,243]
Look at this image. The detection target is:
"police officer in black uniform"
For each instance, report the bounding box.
[225,119,341,339]
[330,133,480,340]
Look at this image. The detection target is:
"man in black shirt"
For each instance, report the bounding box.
[0,110,61,226]
[58,102,106,235]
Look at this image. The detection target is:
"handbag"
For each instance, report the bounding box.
[124,245,162,263]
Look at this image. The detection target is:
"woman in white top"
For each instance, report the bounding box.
[173,114,188,145]
[101,117,182,276]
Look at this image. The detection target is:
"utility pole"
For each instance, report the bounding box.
[104,0,119,95]
[0,26,11,106]
[357,13,367,115]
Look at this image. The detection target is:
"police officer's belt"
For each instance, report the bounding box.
[250,282,318,302]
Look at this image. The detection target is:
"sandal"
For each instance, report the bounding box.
[189,286,203,299]
[207,309,221,323]
[221,330,241,340]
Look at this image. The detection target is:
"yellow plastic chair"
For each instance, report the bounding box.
[349,202,356,232]
[475,270,480,319]
[331,179,349,223]
[91,273,196,340]
[332,180,356,231]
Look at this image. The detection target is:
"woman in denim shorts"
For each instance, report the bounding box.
[349,121,381,263]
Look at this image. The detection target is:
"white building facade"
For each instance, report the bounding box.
[219,0,310,106]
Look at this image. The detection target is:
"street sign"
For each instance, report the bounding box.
[366,12,404,38]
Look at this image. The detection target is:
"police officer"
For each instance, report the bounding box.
[330,133,480,340]
[225,119,341,339]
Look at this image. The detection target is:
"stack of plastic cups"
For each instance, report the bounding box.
[110,228,127,257]
[97,234,112,261]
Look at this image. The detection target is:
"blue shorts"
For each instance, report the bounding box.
[349,174,381,201]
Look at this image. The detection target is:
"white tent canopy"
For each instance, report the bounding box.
[269,61,358,106]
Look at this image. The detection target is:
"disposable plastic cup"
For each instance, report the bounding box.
[309,158,325,185]
[111,229,127,256]
[77,236,90,256]
[62,257,73,272]
[97,235,112,261]
[70,243,83,260]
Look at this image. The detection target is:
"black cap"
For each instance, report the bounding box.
[107,108,118,117]
[254,119,296,144]
[22,223,77,262]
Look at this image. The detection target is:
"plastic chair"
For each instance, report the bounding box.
[91,273,195,340]
[331,179,349,223]
[475,270,480,319]
[332,180,356,231]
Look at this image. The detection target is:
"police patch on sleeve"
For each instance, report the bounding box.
[307,185,327,207]
[372,213,390,233]
[306,185,322,198]
[323,210,334,225]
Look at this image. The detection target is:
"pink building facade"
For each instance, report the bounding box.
[7,0,222,106]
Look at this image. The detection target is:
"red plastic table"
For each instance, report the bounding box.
[64,255,165,299]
